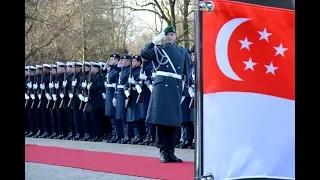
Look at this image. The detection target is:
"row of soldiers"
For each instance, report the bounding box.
[24,52,196,149]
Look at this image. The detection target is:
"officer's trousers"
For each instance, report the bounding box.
[58,108,69,135]
[42,109,53,134]
[102,115,112,136]
[28,107,36,133]
[50,108,59,134]
[25,108,29,132]
[182,122,194,141]
[126,121,135,138]
[82,111,91,135]
[66,107,75,134]
[175,127,182,142]
[156,124,177,151]
[90,109,104,137]
[146,122,156,138]
[134,120,145,139]
[115,119,125,138]
[73,109,83,135]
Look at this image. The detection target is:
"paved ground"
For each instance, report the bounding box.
[26,162,158,180]
[25,137,194,180]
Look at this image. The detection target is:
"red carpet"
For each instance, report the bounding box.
[25,144,194,180]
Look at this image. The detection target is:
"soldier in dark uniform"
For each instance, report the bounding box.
[32,65,44,138]
[140,26,190,163]
[78,61,92,141]
[47,64,58,139]
[137,57,155,145]
[25,66,31,135]
[177,50,194,148]
[64,62,76,140]
[85,62,105,141]
[26,66,37,137]
[38,64,53,138]
[124,55,144,144]
[112,55,131,144]
[104,54,121,143]
[54,62,68,139]
[188,51,195,149]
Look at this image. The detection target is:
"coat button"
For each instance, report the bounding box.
[178,66,180,69]
[165,84,168,87]
[177,86,179,88]
[166,65,169,67]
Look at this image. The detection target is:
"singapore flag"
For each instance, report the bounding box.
[201,1,295,180]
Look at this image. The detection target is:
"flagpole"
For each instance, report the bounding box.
[194,0,204,179]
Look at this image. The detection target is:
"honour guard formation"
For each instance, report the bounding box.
[25,26,196,163]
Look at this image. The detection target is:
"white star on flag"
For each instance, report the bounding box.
[258,27,272,42]
[265,62,278,75]
[273,43,288,57]
[243,57,257,71]
[239,37,253,50]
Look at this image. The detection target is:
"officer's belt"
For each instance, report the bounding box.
[106,83,116,88]
[117,85,125,88]
[156,71,182,80]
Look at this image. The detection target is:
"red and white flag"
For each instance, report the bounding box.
[201,1,294,179]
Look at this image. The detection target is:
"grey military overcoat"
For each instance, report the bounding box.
[141,42,190,127]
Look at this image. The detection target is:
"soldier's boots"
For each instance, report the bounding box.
[25,131,28,136]
[130,136,143,144]
[39,132,49,138]
[168,149,182,163]
[80,133,90,141]
[106,136,116,143]
[26,131,34,137]
[175,141,183,148]
[89,136,102,142]
[119,136,134,144]
[48,132,57,139]
[148,137,156,146]
[54,134,65,139]
[188,143,195,149]
[138,136,150,145]
[179,140,193,149]
[160,150,170,163]
[104,133,113,141]
[64,132,73,140]
[32,130,42,138]
[71,133,81,140]
[108,136,122,143]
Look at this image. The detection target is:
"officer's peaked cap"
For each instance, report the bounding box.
[133,55,142,62]
[84,61,91,67]
[43,64,51,69]
[57,62,66,67]
[99,62,105,67]
[110,54,121,59]
[91,62,101,68]
[36,65,43,69]
[164,26,176,34]
[73,62,83,67]
[122,55,132,60]
[29,66,36,70]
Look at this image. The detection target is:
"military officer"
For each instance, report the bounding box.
[105,54,121,143]
[26,66,37,137]
[32,65,44,138]
[140,26,190,163]
[25,66,31,135]
[188,51,196,149]
[47,64,58,139]
[64,62,76,140]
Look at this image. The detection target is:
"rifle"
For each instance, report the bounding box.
[46,64,53,109]
[125,59,133,108]
[67,60,77,107]
[79,61,85,110]
[52,64,58,109]
[37,69,44,108]
[25,67,31,108]
[31,71,36,108]
[136,60,145,103]
[59,65,67,108]
[82,63,92,112]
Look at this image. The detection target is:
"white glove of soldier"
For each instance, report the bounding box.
[49,82,54,88]
[188,87,195,98]
[33,83,38,89]
[60,93,64,99]
[62,80,67,87]
[103,63,108,71]
[72,80,77,86]
[38,94,42,100]
[25,93,30,100]
[69,93,73,99]
[139,72,147,80]
[148,84,153,92]
[55,82,59,89]
[112,98,116,107]
[30,94,35,100]
[124,90,130,97]
[78,94,84,101]
[125,99,128,106]
[128,77,135,84]
[84,97,88,102]
[40,83,45,90]
[135,84,142,94]
[152,31,165,44]
[45,93,52,100]
[102,93,106,99]
[87,82,92,90]
[104,81,108,88]
[27,82,32,89]
[82,81,87,88]
[52,94,57,101]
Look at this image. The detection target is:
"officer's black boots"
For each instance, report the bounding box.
[168,149,182,163]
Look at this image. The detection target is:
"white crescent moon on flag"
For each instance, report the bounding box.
[215,18,250,81]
